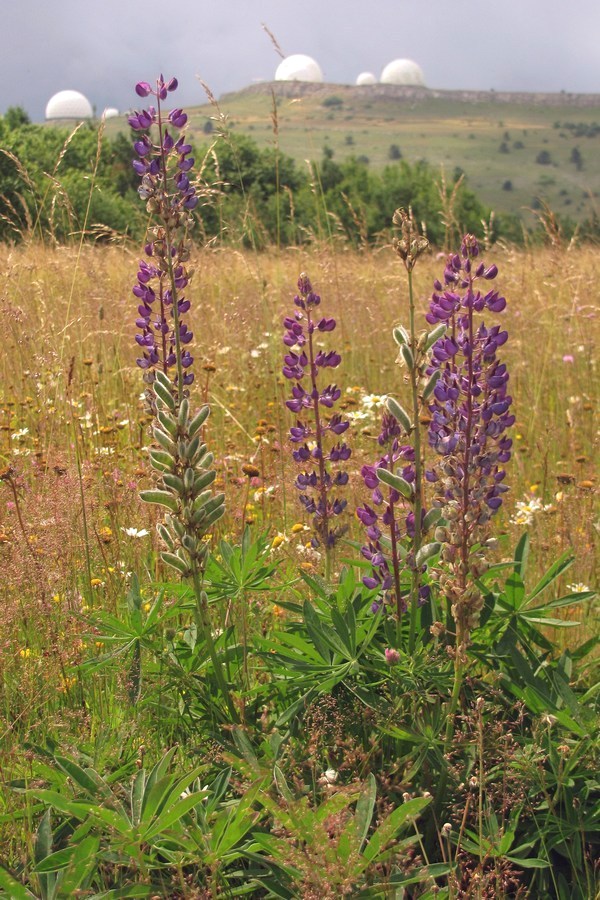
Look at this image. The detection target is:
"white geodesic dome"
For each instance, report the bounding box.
[275,54,324,83]
[380,59,425,86]
[102,107,120,120]
[45,90,94,120]
[356,72,377,86]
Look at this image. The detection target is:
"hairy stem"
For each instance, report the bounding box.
[407,267,423,652]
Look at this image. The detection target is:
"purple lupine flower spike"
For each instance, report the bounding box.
[129,76,198,390]
[427,235,514,647]
[283,274,350,578]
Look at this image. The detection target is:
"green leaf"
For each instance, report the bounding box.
[513,532,530,579]
[303,600,333,662]
[0,867,37,899]
[156,408,178,438]
[423,507,442,530]
[188,404,210,438]
[54,757,105,798]
[160,551,189,575]
[376,862,451,889]
[330,606,355,656]
[88,887,154,898]
[50,836,100,893]
[34,809,53,863]
[506,856,550,869]
[362,796,430,863]
[527,551,574,604]
[33,836,98,874]
[148,448,174,471]
[152,427,177,455]
[273,765,294,803]
[162,473,185,494]
[131,770,145,827]
[29,790,95,820]
[143,791,208,840]
[139,490,179,513]
[153,378,176,411]
[355,772,377,853]
[34,809,54,900]
[504,573,526,610]
[177,397,189,427]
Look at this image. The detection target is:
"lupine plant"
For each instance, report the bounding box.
[426,234,514,655]
[359,209,445,650]
[283,273,350,579]
[128,76,233,720]
[424,235,515,777]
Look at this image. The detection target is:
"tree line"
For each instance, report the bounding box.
[1,107,596,247]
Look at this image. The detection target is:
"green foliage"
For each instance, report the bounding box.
[0,122,508,247]
[322,96,344,108]
[3,106,31,129]
[536,149,553,165]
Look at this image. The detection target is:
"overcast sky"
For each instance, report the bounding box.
[3,0,600,121]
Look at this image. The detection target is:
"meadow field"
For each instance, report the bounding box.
[0,236,597,897]
[0,77,598,898]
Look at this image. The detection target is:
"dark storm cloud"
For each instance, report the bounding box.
[2,0,599,121]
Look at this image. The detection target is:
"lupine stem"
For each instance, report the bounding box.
[192,568,238,723]
[155,92,185,399]
[458,298,475,651]
[407,267,423,653]
[388,495,403,639]
[306,305,331,580]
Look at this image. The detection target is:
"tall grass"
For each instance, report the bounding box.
[0,236,597,893]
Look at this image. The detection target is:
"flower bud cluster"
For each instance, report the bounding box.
[283,274,350,553]
[392,208,429,272]
[129,76,197,386]
[140,371,225,577]
[129,76,198,220]
[427,235,514,639]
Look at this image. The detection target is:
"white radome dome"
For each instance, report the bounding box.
[275,54,323,83]
[102,107,120,120]
[380,59,425,87]
[45,90,94,120]
[356,72,377,86]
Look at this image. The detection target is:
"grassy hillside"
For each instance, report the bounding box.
[161,83,600,228]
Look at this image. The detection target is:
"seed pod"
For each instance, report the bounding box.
[377,467,414,500]
[386,397,412,434]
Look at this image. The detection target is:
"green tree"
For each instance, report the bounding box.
[3,106,31,129]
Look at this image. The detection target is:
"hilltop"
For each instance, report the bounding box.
[177,82,600,226]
